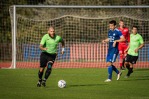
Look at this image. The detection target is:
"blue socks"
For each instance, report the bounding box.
[112,65,119,74]
[108,65,119,79]
[108,66,113,79]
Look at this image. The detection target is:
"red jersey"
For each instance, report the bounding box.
[118,27,130,44]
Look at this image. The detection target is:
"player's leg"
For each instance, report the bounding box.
[105,51,121,82]
[124,54,130,78]
[124,54,130,69]
[37,67,45,87]
[105,62,113,82]
[122,44,129,69]
[125,62,130,70]
[111,52,122,80]
[105,62,121,81]
[37,52,47,87]
[104,52,113,82]
[122,58,125,69]
[107,62,112,79]
[126,62,133,77]
[119,51,124,69]
[42,54,56,87]
[126,55,138,77]
[118,44,124,70]
[42,61,53,87]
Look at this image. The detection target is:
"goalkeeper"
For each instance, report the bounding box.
[37,26,65,87]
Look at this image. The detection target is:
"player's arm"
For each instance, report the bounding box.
[60,38,65,54]
[39,35,47,51]
[134,43,144,53]
[102,38,109,43]
[124,43,130,53]
[115,35,125,42]
[113,35,125,47]
[61,39,65,48]
[125,30,130,50]
[127,31,130,43]
[39,44,47,51]
[134,36,144,53]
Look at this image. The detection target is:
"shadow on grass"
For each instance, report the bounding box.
[121,78,149,81]
[68,83,107,88]
[120,75,149,81]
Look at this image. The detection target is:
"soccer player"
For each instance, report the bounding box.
[37,26,65,87]
[124,26,144,78]
[118,20,130,70]
[102,20,125,82]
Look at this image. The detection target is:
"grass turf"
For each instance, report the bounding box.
[0,68,149,99]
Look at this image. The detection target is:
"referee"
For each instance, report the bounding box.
[37,26,65,87]
[124,26,144,78]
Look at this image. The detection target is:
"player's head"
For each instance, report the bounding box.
[119,19,124,28]
[48,26,55,37]
[109,20,116,30]
[132,26,138,34]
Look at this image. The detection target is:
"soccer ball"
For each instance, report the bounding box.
[58,80,66,88]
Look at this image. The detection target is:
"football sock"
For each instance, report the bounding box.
[44,63,52,80]
[126,64,130,70]
[43,78,46,82]
[127,67,133,76]
[112,65,119,74]
[108,66,113,79]
[38,70,43,80]
[119,54,123,67]
[120,63,122,68]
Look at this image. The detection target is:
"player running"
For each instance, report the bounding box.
[37,26,65,87]
[124,26,144,78]
[102,20,125,82]
[118,20,130,70]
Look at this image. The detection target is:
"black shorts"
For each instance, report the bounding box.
[125,54,138,64]
[40,52,57,67]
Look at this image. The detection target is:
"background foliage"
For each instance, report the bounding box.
[1,0,149,43]
[0,0,149,61]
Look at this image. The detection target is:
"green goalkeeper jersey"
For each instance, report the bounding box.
[128,33,144,56]
[40,34,62,54]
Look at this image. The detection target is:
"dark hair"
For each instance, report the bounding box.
[119,19,124,22]
[109,20,116,26]
[132,26,138,29]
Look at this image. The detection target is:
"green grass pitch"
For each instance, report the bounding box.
[0,68,149,99]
